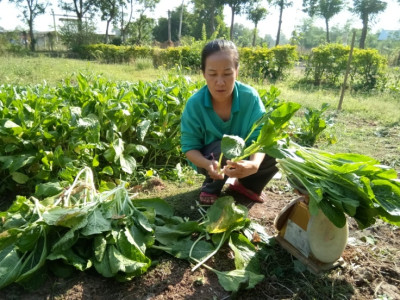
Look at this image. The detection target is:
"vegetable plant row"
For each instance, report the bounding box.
[0,74,284,199]
[0,167,271,292]
[0,73,204,197]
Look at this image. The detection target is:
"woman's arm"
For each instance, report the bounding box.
[185,150,225,180]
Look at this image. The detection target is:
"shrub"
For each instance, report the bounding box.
[305,43,388,90]
[350,48,387,91]
[239,45,297,80]
[305,44,349,86]
[152,47,201,71]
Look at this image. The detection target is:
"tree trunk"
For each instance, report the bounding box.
[325,18,330,43]
[360,16,368,49]
[276,3,283,46]
[168,10,172,42]
[105,18,111,43]
[27,2,35,51]
[230,6,235,41]
[29,17,35,51]
[252,23,258,47]
[138,18,143,45]
[74,0,83,34]
[178,0,184,42]
[210,0,215,33]
[121,0,134,43]
[120,6,124,42]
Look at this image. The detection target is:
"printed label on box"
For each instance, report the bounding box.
[284,219,310,257]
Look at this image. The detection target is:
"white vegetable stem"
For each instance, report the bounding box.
[190,231,226,272]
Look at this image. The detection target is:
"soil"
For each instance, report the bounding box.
[1,176,399,300]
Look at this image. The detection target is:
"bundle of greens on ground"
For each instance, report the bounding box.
[0,167,154,289]
[276,144,400,229]
[220,102,400,230]
[0,167,272,293]
[153,196,273,292]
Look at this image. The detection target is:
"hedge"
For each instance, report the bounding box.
[83,44,297,79]
[305,44,387,90]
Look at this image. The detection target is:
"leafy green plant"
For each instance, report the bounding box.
[276,144,400,229]
[0,167,152,288]
[0,74,203,197]
[219,102,301,167]
[218,102,400,230]
[290,103,336,147]
[0,168,272,293]
[153,196,272,292]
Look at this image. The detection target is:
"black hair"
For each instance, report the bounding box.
[201,39,239,73]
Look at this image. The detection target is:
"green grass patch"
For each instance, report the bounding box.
[0,55,166,85]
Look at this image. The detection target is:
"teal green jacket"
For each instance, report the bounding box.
[180,81,265,154]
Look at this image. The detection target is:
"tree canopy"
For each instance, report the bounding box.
[302,0,344,43]
[350,0,387,49]
[247,6,268,46]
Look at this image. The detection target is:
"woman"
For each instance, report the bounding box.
[180,39,278,204]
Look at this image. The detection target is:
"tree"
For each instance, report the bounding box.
[221,0,250,40]
[270,0,293,46]
[350,0,387,49]
[247,6,268,46]
[232,23,254,47]
[292,18,353,49]
[152,6,194,42]
[192,0,226,39]
[98,0,124,43]
[125,14,155,45]
[302,0,343,43]
[10,0,48,51]
[58,0,96,35]
[118,0,159,43]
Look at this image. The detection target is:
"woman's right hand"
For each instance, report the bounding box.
[206,160,224,180]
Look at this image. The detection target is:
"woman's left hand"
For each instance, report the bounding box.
[223,160,259,179]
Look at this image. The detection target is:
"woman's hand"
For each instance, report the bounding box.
[206,160,225,180]
[223,153,265,179]
[223,160,259,178]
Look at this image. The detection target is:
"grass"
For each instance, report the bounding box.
[0,55,167,85]
[1,55,399,169]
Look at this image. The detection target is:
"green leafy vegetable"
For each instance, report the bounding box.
[221,135,245,159]
[276,144,400,229]
[0,167,269,293]
[220,102,301,163]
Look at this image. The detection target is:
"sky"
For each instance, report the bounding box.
[0,0,399,38]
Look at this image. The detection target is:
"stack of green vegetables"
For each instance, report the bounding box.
[276,144,400,229]
[0,167,272,292]
[220,102,400,229]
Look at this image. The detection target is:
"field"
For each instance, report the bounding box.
[0,56,399,299]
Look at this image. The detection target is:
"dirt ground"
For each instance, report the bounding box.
[1,177,399,300]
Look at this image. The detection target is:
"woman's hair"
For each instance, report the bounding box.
[201,39,239,73]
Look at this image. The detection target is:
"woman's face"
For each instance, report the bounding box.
[203,51,238,103]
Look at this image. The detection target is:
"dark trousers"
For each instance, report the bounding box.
[197,140,278,195]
